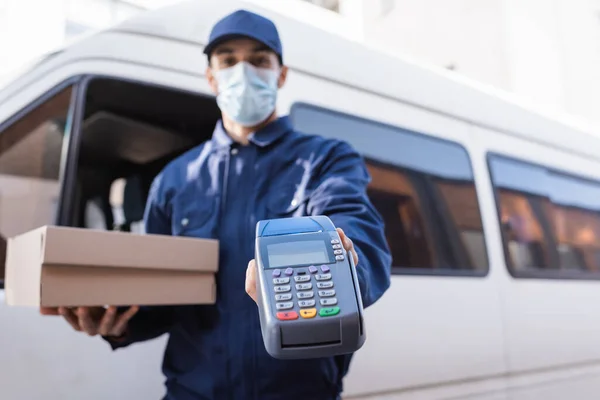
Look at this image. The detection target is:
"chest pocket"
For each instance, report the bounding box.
[266,184,313,220]
[171,190,219,238]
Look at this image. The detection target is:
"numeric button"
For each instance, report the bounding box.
[273,277,290,284]
[298,299,316,308]
[296,291,314,299]
[294,275,310,283]
[274,285,291,293]
[317,281,333,289]
[276,302,293,310]
[320,298,337,306]
[315,273,331,281]
[275,293,292,301]
[318,289,336,297]
[295,283,312,291]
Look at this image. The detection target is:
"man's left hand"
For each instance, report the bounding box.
[245,227,358,303]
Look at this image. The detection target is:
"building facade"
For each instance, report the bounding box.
[0,0,145,79]
[358,0,600,128]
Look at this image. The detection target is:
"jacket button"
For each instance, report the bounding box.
[181,218,189,226]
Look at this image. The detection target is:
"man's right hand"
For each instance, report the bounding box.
[40,305,139,337]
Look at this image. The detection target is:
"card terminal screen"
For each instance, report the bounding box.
[266,240,330,268]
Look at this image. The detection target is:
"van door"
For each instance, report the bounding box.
[0,72,221,400]
[57,75,220,233]
[480,125,600,399]
[0,78,82,285]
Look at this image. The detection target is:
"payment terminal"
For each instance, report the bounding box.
[254,215,366,360]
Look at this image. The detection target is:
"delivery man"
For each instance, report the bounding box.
[42,9,392,400]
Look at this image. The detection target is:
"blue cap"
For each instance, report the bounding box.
[204,9,283,63]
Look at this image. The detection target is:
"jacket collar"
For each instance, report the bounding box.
[211,116,293,148]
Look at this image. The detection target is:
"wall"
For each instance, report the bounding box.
[244,0,365,42]
[0,0,66,78]
[359,0,600,127]
[362,0,510,92]
[554,0,600,125]
[0,0,143,83]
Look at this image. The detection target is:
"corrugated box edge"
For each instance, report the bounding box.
[5,227,45,306]
[41,226,219,272]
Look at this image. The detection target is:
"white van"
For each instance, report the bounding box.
[2,1,600,399]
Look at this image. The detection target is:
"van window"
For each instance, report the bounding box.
[489,153,600,278]
[0,84,73,283]
[290,103,488,275]
[65,77,220,234]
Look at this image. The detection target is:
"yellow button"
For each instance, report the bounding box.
[300,308,317,319]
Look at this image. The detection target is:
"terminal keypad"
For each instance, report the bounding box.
[271,237,345,320]
[272,263,339,320]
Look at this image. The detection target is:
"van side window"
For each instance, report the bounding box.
[489,154,600,277]
[290,103,488,275]
[0,85,73,282]
[68,77,219,234]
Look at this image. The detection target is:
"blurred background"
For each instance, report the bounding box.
[1,0,599,127]
[2,1,600,399]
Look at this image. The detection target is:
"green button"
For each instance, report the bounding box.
[319,307,340,317]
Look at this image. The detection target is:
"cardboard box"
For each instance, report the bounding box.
[4,226,219,307]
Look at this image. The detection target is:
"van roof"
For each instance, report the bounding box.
[3,0,600,159]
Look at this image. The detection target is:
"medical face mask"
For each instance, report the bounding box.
[214,61,280,127]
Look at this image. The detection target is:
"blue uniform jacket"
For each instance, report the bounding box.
[106,116,392,400]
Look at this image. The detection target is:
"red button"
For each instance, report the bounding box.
[276,311,298,321]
